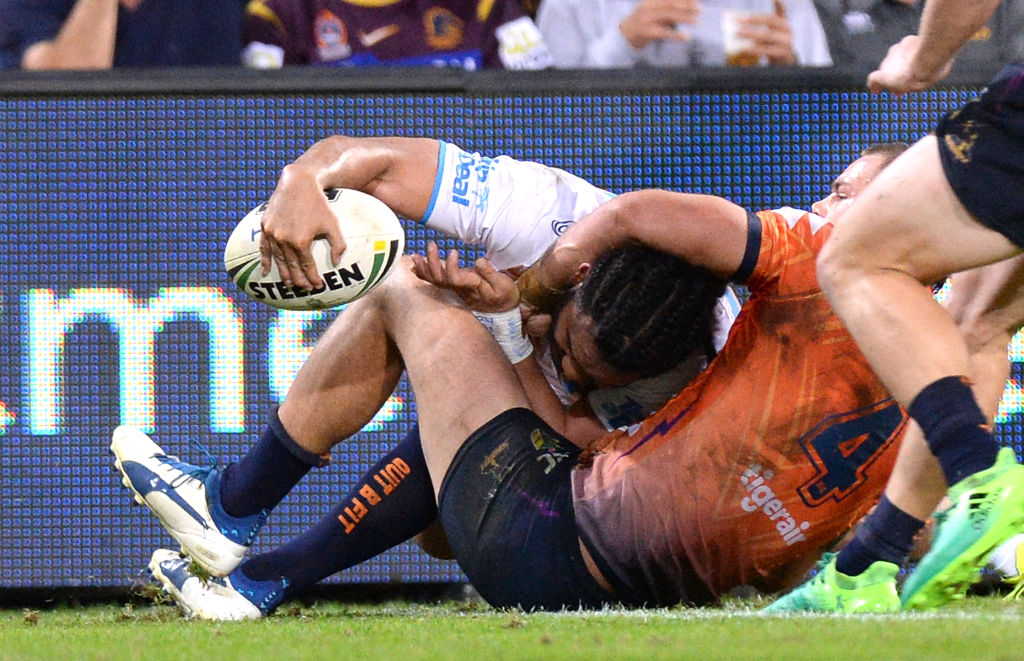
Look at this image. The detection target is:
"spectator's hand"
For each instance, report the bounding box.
[867,35,954,95]
[410,242,521,313]
[259,166,347,290]
[120,0,145,9]
[736,0,796,65]
[619,0,701,50]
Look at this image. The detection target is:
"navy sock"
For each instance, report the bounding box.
[239,426,438,594]
[219,406,327,518]
[835,495,925,575]
[908,376,1000,486]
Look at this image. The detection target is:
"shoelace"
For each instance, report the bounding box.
[156,451,267,545]
[157,454,218,489]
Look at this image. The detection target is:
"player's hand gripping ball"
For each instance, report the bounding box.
[225,188,405,310]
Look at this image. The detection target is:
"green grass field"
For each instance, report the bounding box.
[3,593,1024,661]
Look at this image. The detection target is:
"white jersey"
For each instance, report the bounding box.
[420,141,740,430]
[422,141,613,270]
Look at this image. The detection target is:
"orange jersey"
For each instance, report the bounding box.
[571,207,907,605]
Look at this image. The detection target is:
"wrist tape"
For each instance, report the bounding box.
[473,309,534,364]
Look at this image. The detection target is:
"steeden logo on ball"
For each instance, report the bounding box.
[224,188,405,311]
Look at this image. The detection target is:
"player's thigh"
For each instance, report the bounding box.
[380,262,531,488]
[827,136,1018,284]
[437,409,619,610]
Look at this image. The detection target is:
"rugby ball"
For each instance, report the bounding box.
[225,188,404,310]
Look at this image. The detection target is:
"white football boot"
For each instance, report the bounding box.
[112,426,266,576]
[149,549,286,620]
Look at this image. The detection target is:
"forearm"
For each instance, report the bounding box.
[514,356,571,431]
[278,136,439,219]
[21,0,118,69]
[913,0,1000,76]
[517,190,747,311]
[513,357,605,448]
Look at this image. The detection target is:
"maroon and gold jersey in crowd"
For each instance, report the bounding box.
[572,207,908,605]
[244,0,551,69]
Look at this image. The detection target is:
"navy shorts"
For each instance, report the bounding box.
[936,62,1024,247]
[437,408,626,610]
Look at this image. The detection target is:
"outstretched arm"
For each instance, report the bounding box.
[259,136,440,290]
[867,0,1000,94]
[517,189,750,310]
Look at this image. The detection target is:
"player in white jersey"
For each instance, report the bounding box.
[424,140,739,431]
[111,136,737,618]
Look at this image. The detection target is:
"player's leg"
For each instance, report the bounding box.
[116,257,529,576]
[947,259,1024,598]
[854,258,1024,555]
[112,270,410,575]
[877,259,1024,518]
[897,257,1024,607]
[148,427,440,620]
[767,257,1024,613]
[817,136,1019,407]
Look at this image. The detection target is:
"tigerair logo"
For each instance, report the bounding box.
[740,464,810,546]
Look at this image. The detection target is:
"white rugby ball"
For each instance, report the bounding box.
[225,188,405,310]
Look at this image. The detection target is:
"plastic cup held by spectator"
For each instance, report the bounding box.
[721,4,769,67]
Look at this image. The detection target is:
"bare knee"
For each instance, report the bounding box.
[373,255,432,297]
[816,235,864,301]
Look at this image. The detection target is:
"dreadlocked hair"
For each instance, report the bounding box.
[575,244,727,378]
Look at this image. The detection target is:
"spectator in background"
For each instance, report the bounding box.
[242,0,552,70]
[814,0,1024,78]
[535,0,832,68]
[0,0,245,70]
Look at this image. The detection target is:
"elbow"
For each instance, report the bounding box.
[21,42,112,70]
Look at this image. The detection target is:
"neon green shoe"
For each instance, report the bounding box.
[763,553,900,613]
[901,447,1024,610]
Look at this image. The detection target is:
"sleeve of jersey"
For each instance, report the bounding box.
[743,206,830,292]
[420,141,614,270]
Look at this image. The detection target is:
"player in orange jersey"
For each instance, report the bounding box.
[112,138,1007,619]
[775,0,1024,612]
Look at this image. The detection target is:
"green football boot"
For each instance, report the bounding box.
[901,447,1024,610]
[764,553,900,613]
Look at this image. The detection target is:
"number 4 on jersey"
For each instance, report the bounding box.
[798,400,907,506]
